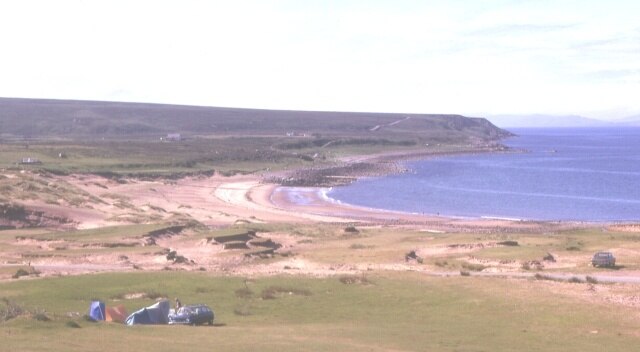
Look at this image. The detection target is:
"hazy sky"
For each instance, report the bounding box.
[1,0,638,119]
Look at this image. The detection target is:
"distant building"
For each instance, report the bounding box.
[285,132,309,137]
[164,133,182,141]
[20,157,42,165]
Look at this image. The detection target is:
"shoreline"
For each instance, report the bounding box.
[256,145,636,230]
[264,144,515,188]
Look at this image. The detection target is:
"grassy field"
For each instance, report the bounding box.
[1,272,639,352]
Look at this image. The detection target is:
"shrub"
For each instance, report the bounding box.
[566,246,581,251]
[461,262,486,271]
[32,311,50,322]
[12,268,31,279]
[586,276,599,284]
[568,277,584,283]
[497,240,519,246]
[66,321,81,328]
[460,270,471,276]
[344,226,359,234]
[0,298,24,322]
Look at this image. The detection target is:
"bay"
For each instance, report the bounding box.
[328,128,640,221]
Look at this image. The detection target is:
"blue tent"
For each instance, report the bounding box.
[88,301,105,321]
[125,300,170,325]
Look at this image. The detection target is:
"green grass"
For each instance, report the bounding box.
[0,272,638,351]
[16,224,166,243]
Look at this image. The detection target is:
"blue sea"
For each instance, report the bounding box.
[328,128,640,222]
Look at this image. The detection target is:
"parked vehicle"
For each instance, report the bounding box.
[168,304,214,325]
[592,252,615,267]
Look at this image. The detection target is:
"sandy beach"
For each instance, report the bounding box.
[2,169,579,234]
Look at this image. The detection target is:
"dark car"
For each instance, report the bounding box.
[592,251,616,267]
[168,304,214,325]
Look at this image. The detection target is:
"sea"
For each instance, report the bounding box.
[328,128,640,222]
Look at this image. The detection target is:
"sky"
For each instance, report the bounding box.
[0,0,639,120]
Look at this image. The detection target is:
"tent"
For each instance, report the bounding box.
[105,305,128,323]
[88,301,106,321]
[125,300,170,325]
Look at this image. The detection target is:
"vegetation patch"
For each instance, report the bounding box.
[343,226,359,234]
[349,243,374,250]
[260,286,312,300]
[12,266,40,279]
[235,287,254,299]
[461,262,486,272]
[65,320,81,328]
[0,298,24,322]
[339,275,373,285]
[497,240,519,246]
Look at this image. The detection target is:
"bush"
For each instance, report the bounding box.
[568,276,584,283]
[12,266,39,279]
[586,276,599,284]
[497,240,519,246]
[66,321,81,328]
[344,226,359,234]
[460,270,471,276]
[0,298,24,322]
[12,268,31,279]
[461,262,486,272]
[32,311,50,322]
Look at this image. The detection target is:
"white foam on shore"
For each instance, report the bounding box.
[318,187,342,204]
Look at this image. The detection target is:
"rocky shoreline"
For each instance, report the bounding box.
[266,143,514,188]
[266,161,406,187]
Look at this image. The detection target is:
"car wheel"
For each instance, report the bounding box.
[209,319,213,325]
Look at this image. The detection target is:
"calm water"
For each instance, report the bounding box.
[329,128,640,221]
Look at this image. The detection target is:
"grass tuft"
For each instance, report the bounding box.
[0,298,24,322]
[339,275,373,285]
[235,287,254,299]
[461,262,486,272]
[261,286,312,300]
[65,321,82,328]
[585,276,599,284]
